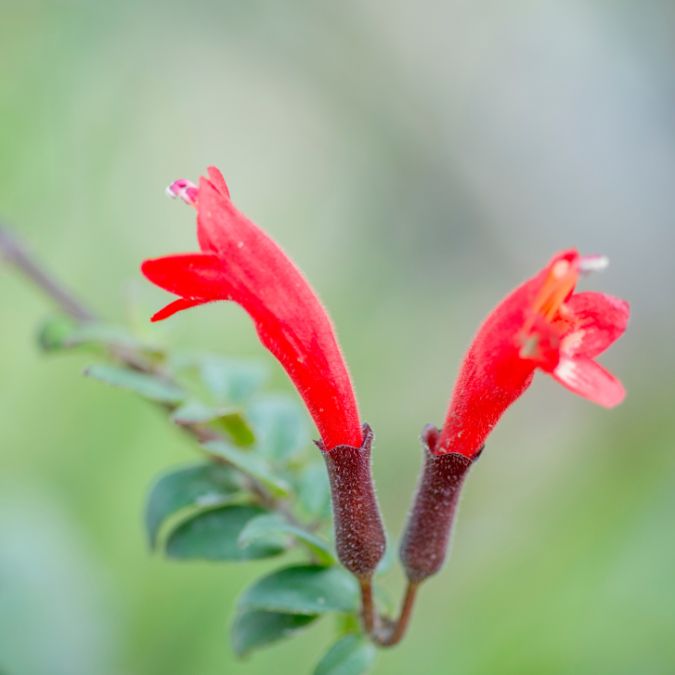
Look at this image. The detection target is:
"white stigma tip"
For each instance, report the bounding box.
[579,255,610,274]
[165,178,198,206]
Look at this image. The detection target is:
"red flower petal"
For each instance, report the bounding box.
[552,355,626,408]
[141,253,232,299]
[561,292,630,358]
[195,169,245,255]
[151,297,211,322]
[141,168,362,450]
[205,165,230,198]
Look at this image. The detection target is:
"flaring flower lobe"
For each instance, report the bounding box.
[437,249,629,457]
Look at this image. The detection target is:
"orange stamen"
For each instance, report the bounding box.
[522,259,578,335]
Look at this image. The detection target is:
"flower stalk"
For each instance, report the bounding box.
[373,581,419,647]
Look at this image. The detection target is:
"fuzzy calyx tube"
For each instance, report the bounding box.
[399,425,476,583]
[319,424,386,578]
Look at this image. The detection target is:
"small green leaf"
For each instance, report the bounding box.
[231,609,318,657]
[201,358,268,403]
[248,396,310,461]
[335,613,361,636]
[38,317,159,354]
[171,354,267,403]
[218,411,256,446]
[165,505,285,561]
[171,401,223,425]
[297,462,332,520]
[314,635,376,675]
[238,514,335,565]
[203,441,291,497]
[85,364,185,404]
[172,402,256,446]
[238,565,359,615]
[66,323,151,350]
[37,316,77,352]
[145,463,242,548]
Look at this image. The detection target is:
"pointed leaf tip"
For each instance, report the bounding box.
[231,610,317,657]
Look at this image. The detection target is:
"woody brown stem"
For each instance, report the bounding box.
[372,581,419,647]
[0,225,95,322]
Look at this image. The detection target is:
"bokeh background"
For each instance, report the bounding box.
[2,1,674,673]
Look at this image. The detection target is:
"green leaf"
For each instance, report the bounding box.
[165,505,285,561]
[248,397,310,461]
[202,358,268,403]
[172,402,256,446]
[203,441,291,497]
[218,411,256,446]
[66,323,151,350]
[145,463,242,548]
[296,462,332,520]
[314,635,376,675]
[238,565,359,615]
[238,514,335,565]
[171,354,267,403]
[231,609,318,657]
[37,316,77,352]
[84,364,185,404]
[38,317,159,354]
[335,613,361,636]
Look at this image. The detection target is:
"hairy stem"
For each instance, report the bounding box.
[372,581,419,647]
[358,574,420,648]
[358,577,378,635]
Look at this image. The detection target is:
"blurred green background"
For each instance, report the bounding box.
[2,1,674,673]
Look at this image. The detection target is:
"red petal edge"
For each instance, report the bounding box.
[141,253,231,298]
[552,355,626,408]
[563,292,630,359]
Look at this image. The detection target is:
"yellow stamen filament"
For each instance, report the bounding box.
[521,259,578,336]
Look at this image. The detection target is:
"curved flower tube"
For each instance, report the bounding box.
[437,249,630,457]
[141,166,362,451]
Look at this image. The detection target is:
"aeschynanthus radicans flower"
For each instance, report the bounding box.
[141,166,362,451]
[437,249,630,458]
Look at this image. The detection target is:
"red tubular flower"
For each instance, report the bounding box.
[400,249,629,585]
[437,249,630,458]
[140,166,362,451]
